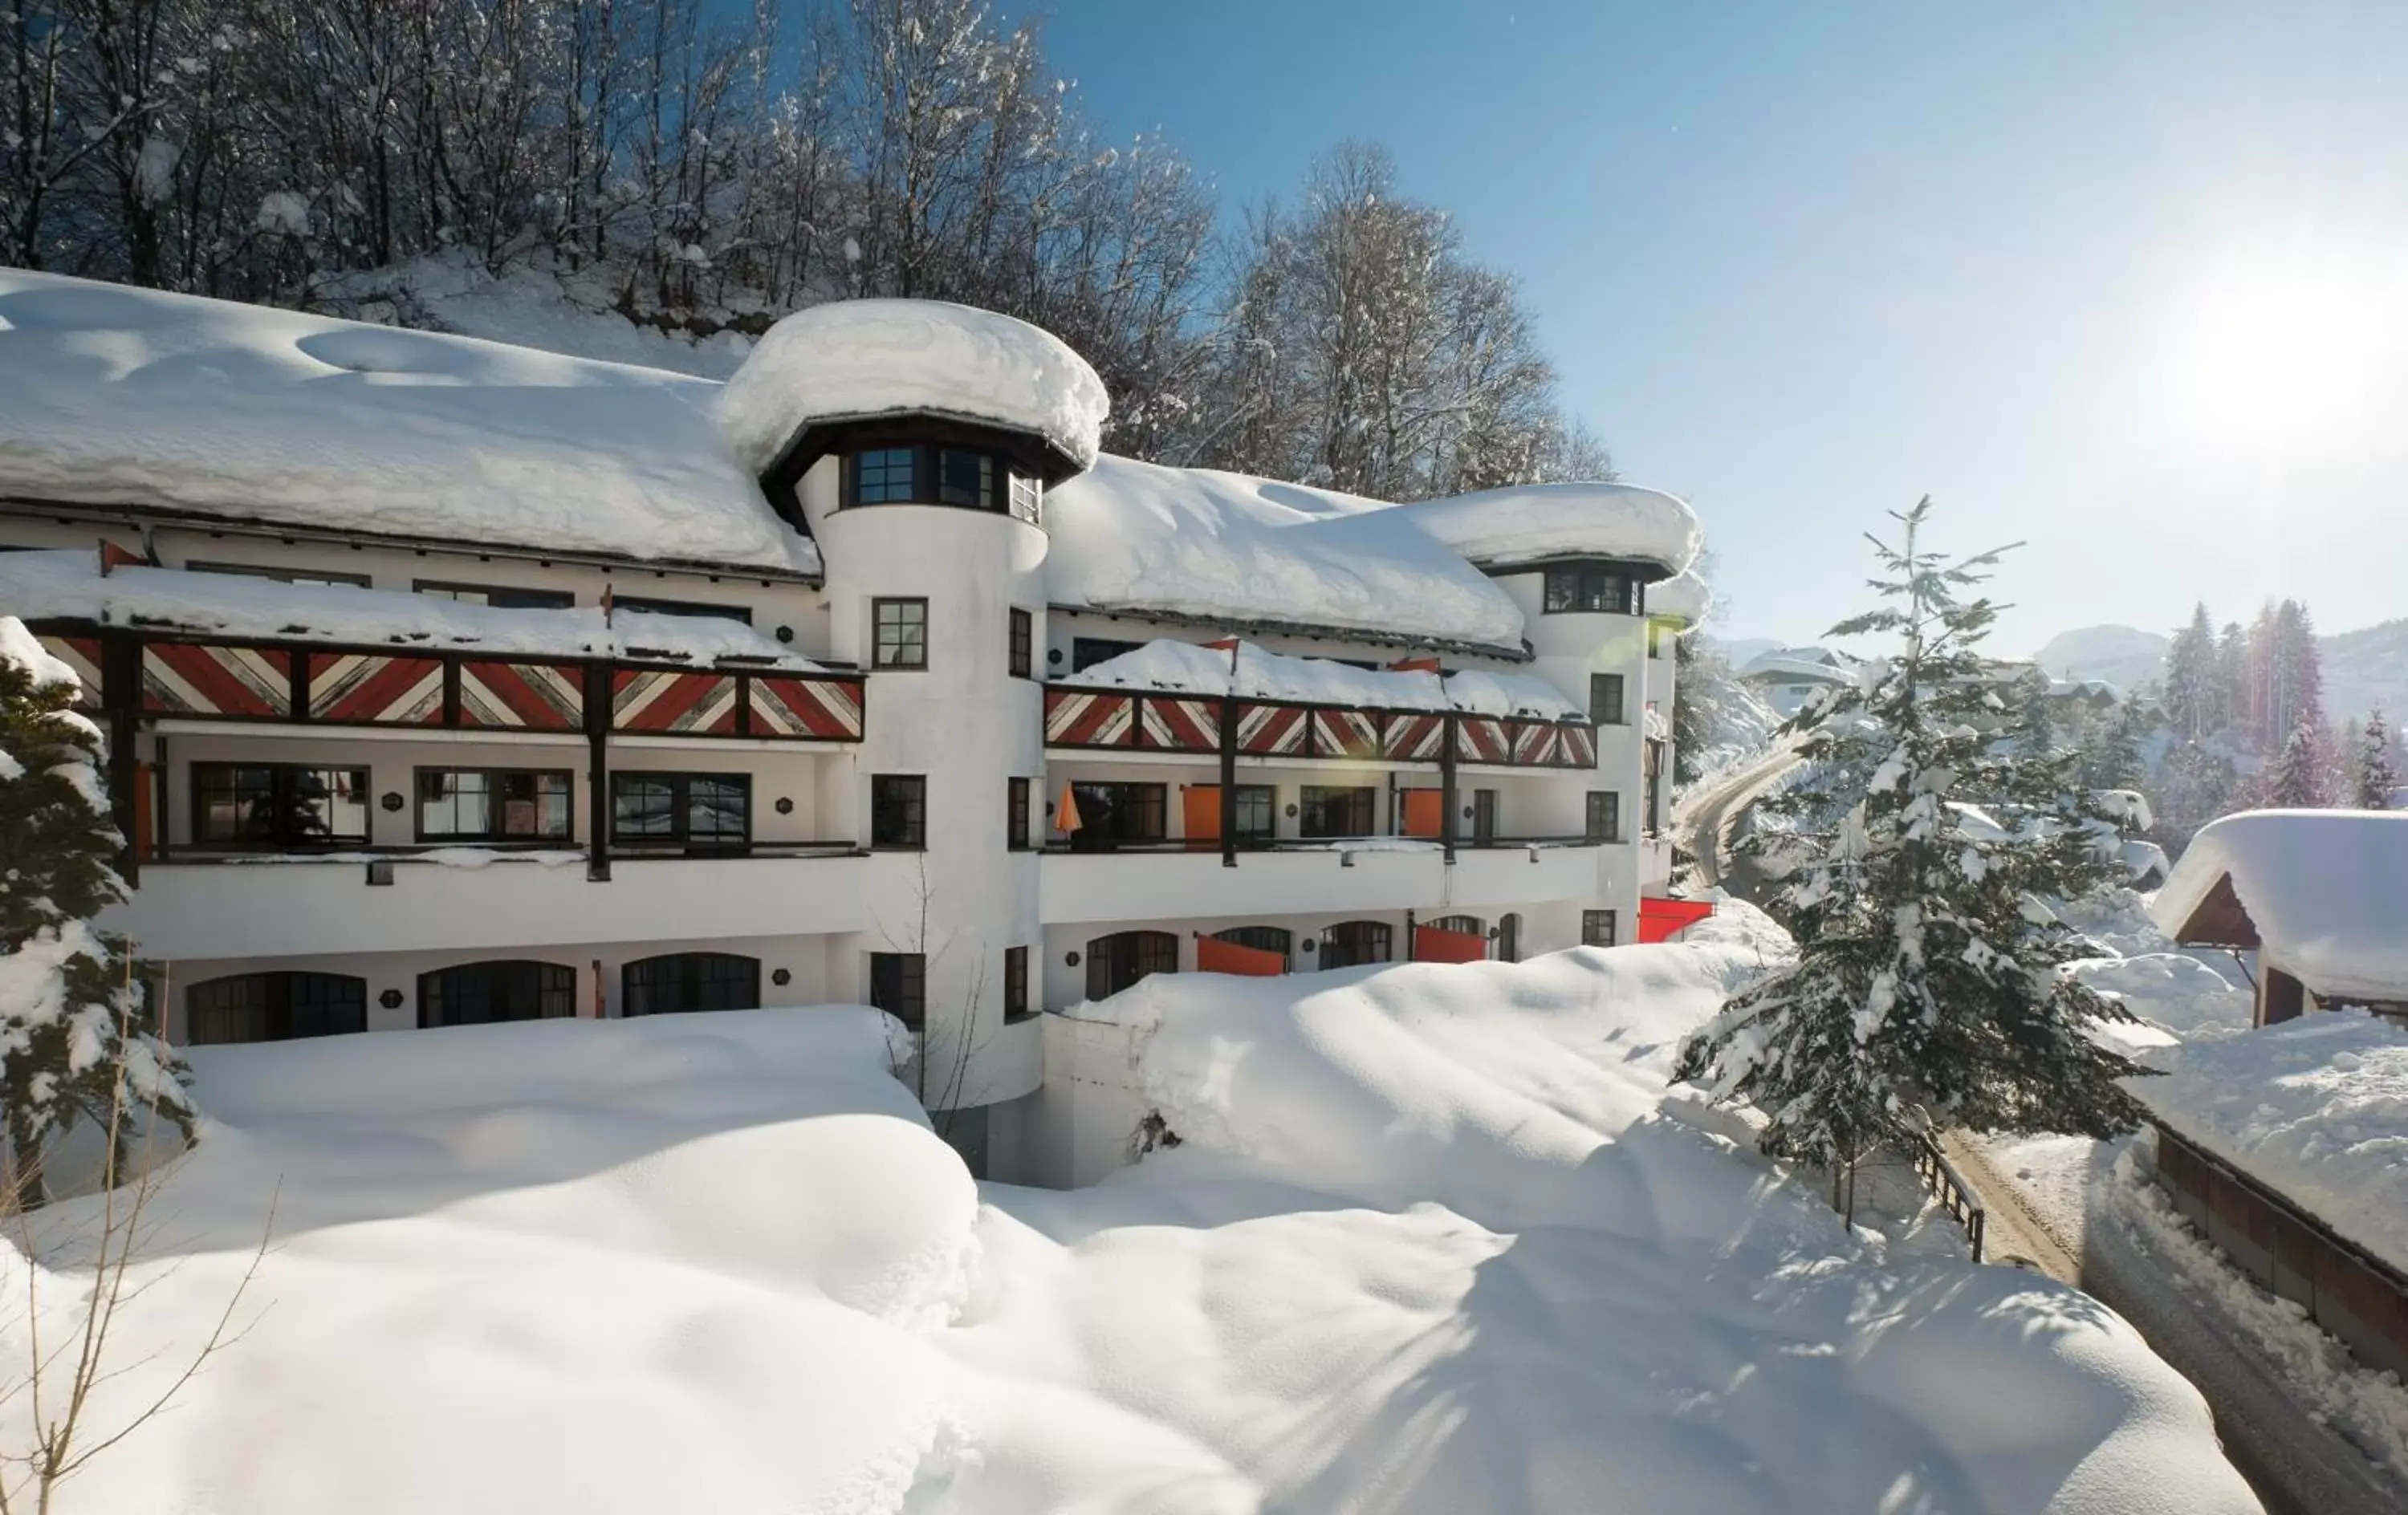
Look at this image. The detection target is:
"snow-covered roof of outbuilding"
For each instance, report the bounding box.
[1061,637,1584,721]
[717,298,1108,476]
[0,271,819,578]
[1378,481,1702,575]
[1738,648,1855,683]
[2151,810,2408,1001]
[1043,454,1530,653]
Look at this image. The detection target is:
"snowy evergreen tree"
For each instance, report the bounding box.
[2353,708,2398,810]
[0,619,190,1199]
[2154,740,2238,853]
[2260,711,2333,808]
[2008,667,2058,759]
[1676,502,2143,1211]
[2215,620,2251,743]
[2162,603,2221,741]
[2075,697,2150,792]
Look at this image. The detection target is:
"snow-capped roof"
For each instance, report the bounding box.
[1061,638,1584,721]
[1649,567,1710,624]
[2129,1010,2408,1274]
[2151,810,2408,1001]
[1738,648,1855,684]
[718,298,1108,475]
[0,270,818,577]
[1379,481,1702,575]
[1043,454,1528,652]
[0,549,818,670]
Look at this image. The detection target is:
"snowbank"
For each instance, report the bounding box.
[0,271,817,575]
[2151,809,2408,1001]
[1062,637,1582,720]
[1043,453,1529,651]
[2132,1010,2408,1275]
[0,550,817,669]
[718,298,1108,473]
[1382,481,1703,575]
[2069,952,2254,1043]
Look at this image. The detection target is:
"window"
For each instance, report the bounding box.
[1072,636,1141,672]
[1426,915,1484,936]
[1499,912,1523,963]
[1009,473,1043,523]
[1003,945,1030,1022]
[873,598,928,669]
[1471,788,1498,844]
[1213,925,1292,957]
[1589,672,1626,725]
[1582,910,1618,948]
[415,580,575,610]
[869,952,925,1028]
[1586,790,1622,844]
[1086,930,1177,1000]
[615,595,751,625]
[1008,608,1034,678]
[850,446,920,504]
[872,774,927,848]
[1229,783,1276,841]
[623,952,759,1016]
[1068,781,1165,848]
[1320,920,1392,970]
[186,559,370,588]
[417,769,571,842]
[419,961,575,1027]
[1008,777,1031,850]
[1644,739,1666,837]
[186,972,366,1045]
[611,772,750,850]
[1299,786,1376,839]
[1542,564,1635,615]
[936,448,997,509]
[193,765,368,848]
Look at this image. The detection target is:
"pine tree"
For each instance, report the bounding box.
[2155,740,2238,853]
[2163,603,2220,741]
[1676,501,2143,1214]
[0,619,191,1199]
[2215,620,2251,745]
[2076,697,2150,791]
[2260,712,2332,808]
[2357,708,2400,810]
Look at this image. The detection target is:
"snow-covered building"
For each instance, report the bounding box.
[2152,809,2408,1027]
[0,270,1704,1182]
[1735,645,1857,717]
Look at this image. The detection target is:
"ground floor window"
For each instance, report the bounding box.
[1229,783,1278,841]
[1426,915,1484,937]
[1499,912,1523,963]
[612,772,750,851]
[1003,945,1030,1022]
[1300,786,1376,839]
[1320,920,1392,969]
[1582,909,1618,948]
[417,768,571,842]
[1086,930,1177,1000]
[193,764,369,849]
[1213,925,1292,957]
[870,952,926,1029]
[186,972,367,1045]
[1068,781,1166,848]
[622,952,759,1015]
[419,960,576,1027]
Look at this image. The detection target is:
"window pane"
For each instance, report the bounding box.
[936,449,993,508]
[875,599,927,668]
[613,775,677,839]
[1589,673,1625,725]
[1544,570,1576,613]
[855,447,918,504]
[872,775,925,847]
[1231,785,1275,839]
[688,776,750,845]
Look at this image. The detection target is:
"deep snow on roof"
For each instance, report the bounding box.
[0,271,818,576]
[2152,810,2408,1001]
[1649,567,1710,623]
[1739,647,1857,683]
[718,297,1108,473]
[1060,637,1584,720]
[1380,481,1702,575]
[0,550,817,669]
[1043,453,1530,652]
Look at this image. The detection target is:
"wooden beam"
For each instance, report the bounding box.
[98,631,140,887]
[1440,712,1459,865]
[1218,694,1238,869]
[584,661,612,883]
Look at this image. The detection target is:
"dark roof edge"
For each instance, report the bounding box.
[1473,551,1682,583]
[1049,601,1533,664]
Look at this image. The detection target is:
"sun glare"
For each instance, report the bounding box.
[2170,261,2408,448]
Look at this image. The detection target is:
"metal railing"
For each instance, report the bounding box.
[1911,1132,1987,1263]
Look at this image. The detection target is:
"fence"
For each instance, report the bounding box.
[1910,1133,1987,1263]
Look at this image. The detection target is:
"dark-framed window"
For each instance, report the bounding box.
[1003,944,1030,1022]
[1543,565,1635,615]
[193,764,368,849]
[936,448,997,509]
[873,598,928,669]
[1229,783,1276,841]
[1008,607,1034,679]
[186,559,370,588]
[616,595,751,625]
[1068,781,1165,849]
[872,774,927,848]
[1586,790,1622,844]
[1300,786,1376,839]
[1589,672,1626,725]
[419,960,575,1027]
[623,952,759,1016]
[1320,920,1392,969]
[1214,925,1292,958]
[416,768,571,842]
[870,951,925,1028]
[1644,738,1666,837]
[611,772,750,851]
[186,972,366,1045]
[1086,930,1176,1001]
[850,446,921,504]
[1582,909,1618,948]
[1072,636,1141,672]
[1426,915,1484,937]
[415,579,575,610]
[1499,912,1523,963]
[1007,777,1031,850]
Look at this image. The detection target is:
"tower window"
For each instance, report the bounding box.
[1009,608,1034,678]
[850,447,920,504]
[1543,565,1635,615]
[937,449,997,509]
[873,598,928,669]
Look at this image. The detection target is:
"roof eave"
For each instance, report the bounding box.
[1050,600,1532,663]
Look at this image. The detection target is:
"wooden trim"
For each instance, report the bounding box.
[583,662,612,883]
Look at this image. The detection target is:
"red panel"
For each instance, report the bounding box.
[1197,936,1287,977]
[142,642,291,718]
[1182,786,1222,842]
[750,674,863,740]
[1412,926,1488,965]
[461,660,584,731]
[1400,790,1445,839]
[1637,899,1716,944]
[613,668,738,734]
[307,652,444,725]
[1238,702,1308,755]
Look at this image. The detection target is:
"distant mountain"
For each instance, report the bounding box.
[2032,625,2170,693]
[2325,619,2408,723]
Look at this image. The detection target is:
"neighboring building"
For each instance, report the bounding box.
[2151,809,2408,1026]
[1735,646,1857,717]
[0,270,1705,1184]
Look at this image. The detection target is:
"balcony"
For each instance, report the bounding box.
[111,847,867,963]
[1039,839,1605,927]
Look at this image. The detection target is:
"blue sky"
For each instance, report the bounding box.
[1009,0,2408,652]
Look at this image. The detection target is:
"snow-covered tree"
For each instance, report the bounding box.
[1676,501,2143,1211]
[0,619,190,1199]
[2258,710,2333,809]
[2154,739,2237,853]
[2162,603,2221,742]
[2075,697,2150,791]
[2352,708,2398,810]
